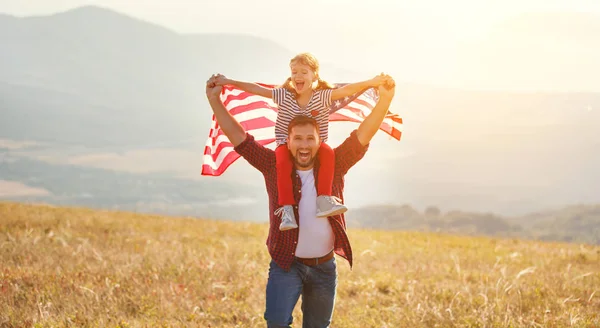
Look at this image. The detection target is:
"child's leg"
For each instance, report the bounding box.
[315,142,348,217]
[275,144,295,206]
[317,142,334,196]
[275,144,297,230]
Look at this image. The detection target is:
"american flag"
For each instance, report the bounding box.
[201,83,403,176]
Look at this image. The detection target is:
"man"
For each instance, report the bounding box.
[205,74,396,327]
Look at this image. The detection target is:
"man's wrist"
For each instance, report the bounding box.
[208,94,222,105]
[378,95,393,106]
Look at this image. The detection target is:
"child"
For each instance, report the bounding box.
[213,53,387,231]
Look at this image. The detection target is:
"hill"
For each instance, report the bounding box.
[347,203,600,245]
[1,202,599,327]
[1,5,600,238]
[0,5,295,146]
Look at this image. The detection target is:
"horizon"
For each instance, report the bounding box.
[1,0,599,226]
[2,4,599,324]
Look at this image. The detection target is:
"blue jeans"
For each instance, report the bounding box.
[264,257,338,328]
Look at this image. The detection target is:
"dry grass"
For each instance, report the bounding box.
[1,201,599,327]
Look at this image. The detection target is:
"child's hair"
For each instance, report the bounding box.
[281,53,335,95]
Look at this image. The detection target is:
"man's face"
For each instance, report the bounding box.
[287,123,320,170]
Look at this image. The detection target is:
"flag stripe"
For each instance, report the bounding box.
[227,100,277,116]
[207,126,275,160]
[202,84,402,176]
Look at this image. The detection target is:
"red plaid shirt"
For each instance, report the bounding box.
[234,129,369,271]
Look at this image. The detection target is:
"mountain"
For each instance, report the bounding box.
[0,5,298,147]
[0,156,268,222]
[346,203,600,245]
[1,6,600,240]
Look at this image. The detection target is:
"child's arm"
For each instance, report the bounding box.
[331,74,387,101]
[214,74,273,99]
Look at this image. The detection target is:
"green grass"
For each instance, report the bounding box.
[1,202,599,327]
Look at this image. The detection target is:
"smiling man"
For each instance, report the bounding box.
[205,74,396,328]
[287,116,320,168]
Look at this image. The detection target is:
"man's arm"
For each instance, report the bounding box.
[356,79,396,146]
[206,78,246,147]
[334,77,396,174]
[205,76,275,173]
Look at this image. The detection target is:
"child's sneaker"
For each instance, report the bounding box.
[275,205,298,230]
[316,195,347,217]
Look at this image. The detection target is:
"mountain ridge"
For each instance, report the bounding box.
[1,5,599,232]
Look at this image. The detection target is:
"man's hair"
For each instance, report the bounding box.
[287,115,320,137]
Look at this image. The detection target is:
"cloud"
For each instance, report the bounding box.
[66,148,204,175]
[0,180,51,197]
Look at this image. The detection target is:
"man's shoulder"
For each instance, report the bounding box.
[233,133,276,174]
[334,129,368,152]
[332,129,369,174]
[234,133,274,154]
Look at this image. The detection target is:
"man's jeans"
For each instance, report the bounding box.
[264,257,338,328]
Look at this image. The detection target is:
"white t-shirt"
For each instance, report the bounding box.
[294,168,335,258]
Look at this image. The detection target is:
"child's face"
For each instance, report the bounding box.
[287,123,320,170]
[289,61,317,95]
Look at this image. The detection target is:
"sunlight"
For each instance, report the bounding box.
[3,0,599,91]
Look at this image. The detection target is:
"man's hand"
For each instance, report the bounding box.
[379,75,395,99]
[204,74,247,146]
[369,73,388,88]
[206,74,223,101]
[212,73,231,86]
[356,74,396,146]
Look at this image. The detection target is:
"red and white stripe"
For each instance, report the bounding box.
[202,84,402,176]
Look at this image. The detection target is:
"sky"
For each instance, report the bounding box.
[2,0,600,91]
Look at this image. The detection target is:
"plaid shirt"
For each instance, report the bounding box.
[234,129,369,271]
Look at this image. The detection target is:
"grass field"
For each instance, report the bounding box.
[1,202,599,327]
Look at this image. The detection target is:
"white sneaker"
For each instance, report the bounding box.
[316,195,348,217]
[275,205,298,231]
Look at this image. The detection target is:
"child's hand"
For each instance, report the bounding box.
[379,75,395,98]
[206,74,223,99]
[382,74,394,89]
[370,73,388,87]
[213,74,230,86]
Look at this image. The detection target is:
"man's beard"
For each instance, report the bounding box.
[294,152,316,168]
